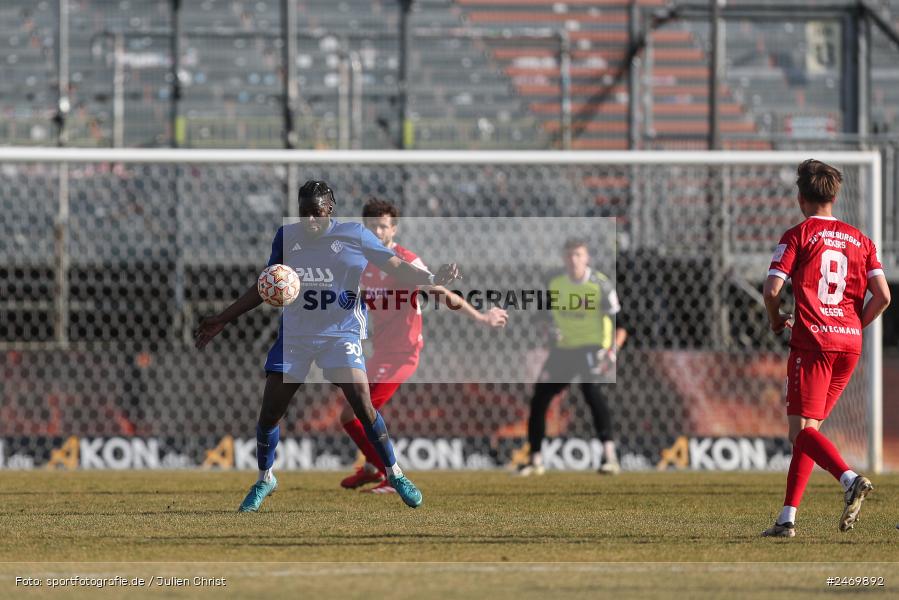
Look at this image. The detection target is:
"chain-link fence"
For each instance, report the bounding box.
[0,149,886,472]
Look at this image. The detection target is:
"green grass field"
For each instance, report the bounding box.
[1,471,898,598]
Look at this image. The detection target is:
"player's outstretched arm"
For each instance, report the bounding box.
[763,275,793,334]
[194,283,264,349]
[862,275,891,329]
[429,285,508,327]
[380,256,460,286]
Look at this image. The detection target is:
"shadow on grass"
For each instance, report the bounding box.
[124,531,666,550]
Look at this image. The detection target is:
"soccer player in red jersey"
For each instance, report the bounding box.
[761,160,890,537]
[339,198,509,493]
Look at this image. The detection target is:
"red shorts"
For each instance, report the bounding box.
[368,352,419,411]
[785,348,859,420]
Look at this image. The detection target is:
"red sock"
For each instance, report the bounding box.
[784,445,815,508]
[342,418,385,473]
[794,427,850,481]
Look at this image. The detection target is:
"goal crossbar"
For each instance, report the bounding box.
[0,146,882,166]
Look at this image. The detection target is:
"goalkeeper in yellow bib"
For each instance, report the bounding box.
[518,237,627,476]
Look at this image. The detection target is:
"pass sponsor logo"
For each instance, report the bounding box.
[294,267,334,284]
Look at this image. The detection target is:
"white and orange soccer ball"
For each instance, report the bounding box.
[257,264,301,307]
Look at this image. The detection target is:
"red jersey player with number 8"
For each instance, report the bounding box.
[761,159,891,538]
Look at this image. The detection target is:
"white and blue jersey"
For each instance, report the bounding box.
[264,219,396,381]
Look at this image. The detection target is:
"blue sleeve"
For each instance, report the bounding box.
[267,226,284,266]
[359,225,396,267]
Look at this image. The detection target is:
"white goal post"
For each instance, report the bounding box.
[0,147,884,473]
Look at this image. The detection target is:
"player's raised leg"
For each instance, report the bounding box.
[761,312,867,537]
[330,367,422,508]
[359,382,407,494]
[238,373,299,512]
[790,425,871,532]
[340,379,409,492]
[824,352,873,531]
[779,352,870,533]
[792,422,871,531]
[764,410,871,536]
[339,399,386,489]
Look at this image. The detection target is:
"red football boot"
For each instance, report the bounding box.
[340,466,385,489]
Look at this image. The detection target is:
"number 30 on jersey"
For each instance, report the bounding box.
[343,341,363,357]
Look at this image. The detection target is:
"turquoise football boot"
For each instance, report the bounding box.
[388,474,422,508]
[238,475,278,513]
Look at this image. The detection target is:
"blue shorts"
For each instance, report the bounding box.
[265,335,366,383]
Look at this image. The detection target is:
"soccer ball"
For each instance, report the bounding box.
[257,264,301,307]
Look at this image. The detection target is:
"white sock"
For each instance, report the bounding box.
[840,470,859,492]
[603,440,618,464]
[258,468,273,483]
[778,505,797,525]
[531,452,543,467]
[387,463,403,477]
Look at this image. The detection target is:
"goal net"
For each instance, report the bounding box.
[0,148,883,472]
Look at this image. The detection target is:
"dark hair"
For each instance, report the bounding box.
[298,180,335,209]
[362,197,399,222]
[563,237,589,253]
[796,159,842,203]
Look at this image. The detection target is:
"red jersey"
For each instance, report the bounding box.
[768,216,884,355]
[362,244,426,356]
